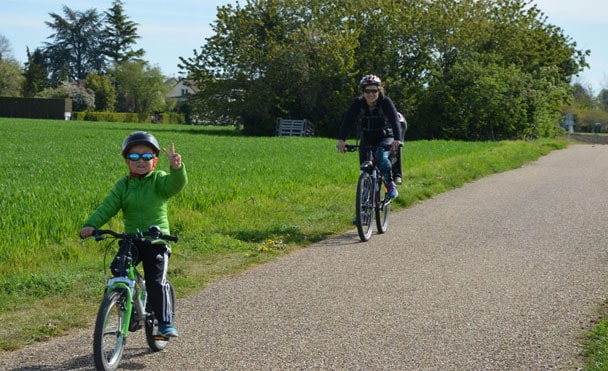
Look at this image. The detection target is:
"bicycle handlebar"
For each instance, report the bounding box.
[93,226,179,243]
[344,144,399,152]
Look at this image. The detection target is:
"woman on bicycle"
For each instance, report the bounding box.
[336,74,402,198]
[80,131,187,337]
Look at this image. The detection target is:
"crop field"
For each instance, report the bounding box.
[0,118,566,350]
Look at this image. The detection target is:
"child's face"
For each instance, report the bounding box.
[125,144,158,176]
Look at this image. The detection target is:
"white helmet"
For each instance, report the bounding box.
[359,74,381,88]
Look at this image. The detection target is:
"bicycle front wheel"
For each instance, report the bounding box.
[145,280,176,351]
[375,180,390,234]
[355,171,374,241]
[93,290,128,371]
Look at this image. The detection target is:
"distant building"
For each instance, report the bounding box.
[166,78,198,102]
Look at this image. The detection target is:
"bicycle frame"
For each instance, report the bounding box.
[348,143,392,203]
[93,226,178,370]
[104,262,146,339]
[345,143,392,241]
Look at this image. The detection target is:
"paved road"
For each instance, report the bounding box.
[3,144,608,370]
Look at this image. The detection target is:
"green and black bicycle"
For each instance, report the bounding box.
[91,226,178,371]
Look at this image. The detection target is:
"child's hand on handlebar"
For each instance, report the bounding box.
[391,140,402,152]
[80,226,95,239]
[336,140,346,153]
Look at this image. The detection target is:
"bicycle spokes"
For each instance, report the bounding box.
[356,172,375,241]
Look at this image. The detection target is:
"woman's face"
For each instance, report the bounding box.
[362,85,379,105]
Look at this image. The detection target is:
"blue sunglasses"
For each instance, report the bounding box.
[127,152,155,161]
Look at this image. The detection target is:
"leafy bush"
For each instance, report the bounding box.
[71,111,184,123]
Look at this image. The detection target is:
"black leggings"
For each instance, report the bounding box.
[111,241,174,324]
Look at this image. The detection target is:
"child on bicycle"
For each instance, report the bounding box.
[80,131,187,337]
[336,74,402,198]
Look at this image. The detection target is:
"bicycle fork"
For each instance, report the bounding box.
[105,276,141,337]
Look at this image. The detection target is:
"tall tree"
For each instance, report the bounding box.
[180,0,361,135]
[109,60,170,118]
[43,5,106,84]
[0,34,24,97]
[348,1,429,119]
[85,72,117,111]
[103,0,144,64]
[22,48,49,97]
[0,34,13,61]
[181,0,589,139]
[0,59,24,97]
[410,0,587,139]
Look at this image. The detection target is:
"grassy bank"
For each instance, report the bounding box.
[0,118,568,353]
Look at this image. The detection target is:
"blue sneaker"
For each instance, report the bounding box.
[159,322,179,337]
[386,181,398,199]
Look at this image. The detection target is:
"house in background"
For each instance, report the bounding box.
[166,77,201,123]
[166,77,198,102]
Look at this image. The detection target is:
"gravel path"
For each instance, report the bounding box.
[3,144,608,370]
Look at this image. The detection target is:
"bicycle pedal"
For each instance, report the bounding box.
[153,335,170,341]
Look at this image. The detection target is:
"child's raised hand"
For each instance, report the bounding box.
[162,143,182,169]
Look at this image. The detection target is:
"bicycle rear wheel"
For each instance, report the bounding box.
[375,180,390,234]
[355,171,374,241]
[93,290,128,371]
[145,280,176,351]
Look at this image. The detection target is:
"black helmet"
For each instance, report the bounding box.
[121,131,160,157]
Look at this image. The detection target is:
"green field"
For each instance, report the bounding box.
[0,118,569,353]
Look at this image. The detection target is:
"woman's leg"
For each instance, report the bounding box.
[375,138,398,198]
[374,138,394,184]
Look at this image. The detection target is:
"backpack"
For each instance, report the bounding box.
[359,104,407,140]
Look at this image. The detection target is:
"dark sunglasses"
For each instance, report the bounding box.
[127,152,155,161]
[363,89,379,94]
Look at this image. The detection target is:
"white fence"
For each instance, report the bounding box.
[276,118,315,137]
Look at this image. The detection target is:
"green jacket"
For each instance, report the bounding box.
[84,165,187,235]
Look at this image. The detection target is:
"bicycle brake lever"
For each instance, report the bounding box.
[148,225,161,239]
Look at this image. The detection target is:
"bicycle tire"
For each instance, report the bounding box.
[93,290,128,371]
[375,180,390,234]
[355,171,374,241]
[145,280,176,351]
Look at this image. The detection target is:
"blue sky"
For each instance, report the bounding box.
[0,0,231,78]
[1,0,605,93]
[533,0,607,93]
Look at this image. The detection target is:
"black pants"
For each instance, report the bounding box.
[391,119,408,178]
[391,148,402,179]
[111,240,174,324]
